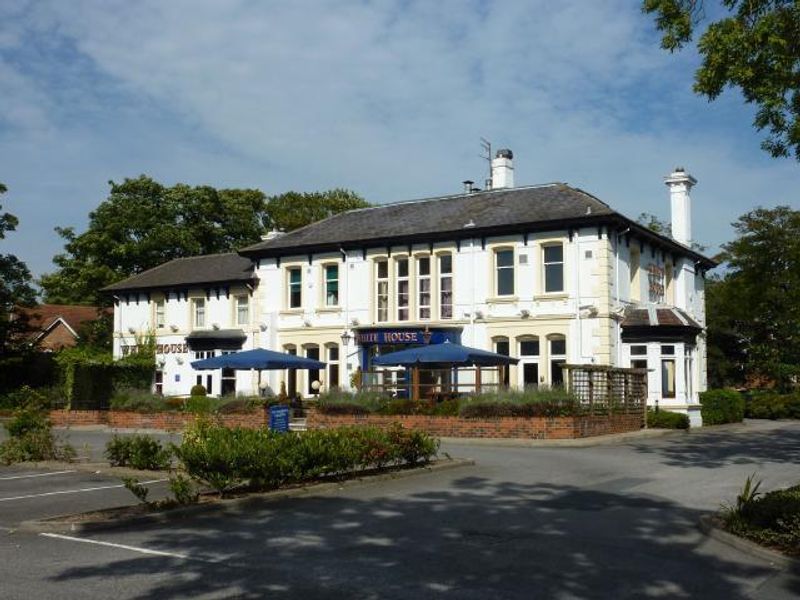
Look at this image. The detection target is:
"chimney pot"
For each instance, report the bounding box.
[490,148,514,189]
[664,168,697,246]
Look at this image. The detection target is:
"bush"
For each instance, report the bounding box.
[110,387,176,412]
[0,398,75,464]
[190,384,207,397]
[169,473,199,505]
[174,420,439,496]
[724,477,800,556]
[104,435,172,470]
[646,409,690,429]
[700,389,745,425]
[745,392,800,420]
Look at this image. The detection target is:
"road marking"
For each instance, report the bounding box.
[40,533,220,563]
[0,470,77,481]
[0,479,167,502]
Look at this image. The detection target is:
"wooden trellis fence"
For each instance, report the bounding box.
[561,364,648,419]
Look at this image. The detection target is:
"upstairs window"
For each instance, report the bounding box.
[396,258,409,321]
[155,298,165,329]
[193,298,205,328]
[288,268,302,308]
[543,244,564,293]
[325,264,339,306]
[236,295,249,325]
[495,249,514,296]
[376,259,389,322]
[439,254,453,319]
[417,256,431,320]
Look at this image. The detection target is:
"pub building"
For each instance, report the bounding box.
[105,151,714,425]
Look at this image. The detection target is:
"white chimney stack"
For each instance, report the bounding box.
[491,149,514,189]
[664,167,696,246]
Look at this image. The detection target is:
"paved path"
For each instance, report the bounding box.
[1,420,799,598]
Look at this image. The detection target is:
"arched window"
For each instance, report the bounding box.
[516,335,540,389]
[304,344,321,395]
[326,343,340,390]
[493,336,510,387]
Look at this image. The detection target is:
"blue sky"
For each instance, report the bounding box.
[1,0,798,280]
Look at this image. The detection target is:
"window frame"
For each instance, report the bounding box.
[375,258,390,323]
[396,256,410,322]
[542,243,565,293]
[417,255,431,320]
[323,263,340,307]
[287,267,302,309]
[438,253,453,320]
[193,298,206,329]
[494,248,515,297]
[235,294,249,326]
[154,297,165,329]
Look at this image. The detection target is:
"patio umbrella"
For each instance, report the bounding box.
[371,340,518,368]
[191,348,326,370]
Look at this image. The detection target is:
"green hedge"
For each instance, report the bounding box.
[105,435,172,470]
[745,392,800,420]
[63,362,154,410]
[700,389,745,425]
[646,409,690,429]
[174,421,439,496]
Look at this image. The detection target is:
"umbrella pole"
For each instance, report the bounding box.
[412,366,420,402]
[475,367,482,394]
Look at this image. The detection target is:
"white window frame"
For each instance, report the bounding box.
[417,256,431,320]
[155,298,165,329]
[396,257,410,321]
[324,264,339,307]
[375,259,389,322]
[542,243,565,293]
[495,248,515,297]
[439,253,453,320]
[193,298,206,329]
[236,295,249,326]
[287,267,302,309]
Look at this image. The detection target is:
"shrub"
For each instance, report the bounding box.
[700,389,745,425]
[104,435,172,470]
[190,384,207,397]
[646,409,690,429]
[723,476,800,556]
[0,398,75,464]
[121,476,150,504]
[317,390,388,415]
[184,395,216,414]
[745,392,800,420]
[169,474,199,505]
[174,420,439,496]
[110,387,175,412]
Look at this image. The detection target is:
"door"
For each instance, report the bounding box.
[523,363,539,389]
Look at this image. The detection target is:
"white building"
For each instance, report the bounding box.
[105,152,714,424]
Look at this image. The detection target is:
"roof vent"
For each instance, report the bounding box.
[462,180,474,194]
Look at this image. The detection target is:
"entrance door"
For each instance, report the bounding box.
[523,363,539,389]
[221,368,236,397]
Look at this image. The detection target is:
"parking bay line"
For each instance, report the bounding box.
[0,479,168,502]
[0,470,77,481]
[40,533,222,563]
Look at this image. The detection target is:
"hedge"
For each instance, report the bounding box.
[646,409,690,429]
[700,389,745,425]
[745,392,800,420]
[63,362,153,410]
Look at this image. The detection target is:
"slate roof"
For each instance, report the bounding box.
[102,253,255,293]
[621,306,702,330]
[239,183,715,267]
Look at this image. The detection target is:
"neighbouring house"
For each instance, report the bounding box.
[104,150,715,424]
[14,304,111,351]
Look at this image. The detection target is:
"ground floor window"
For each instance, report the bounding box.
[306,346,320,395]
[285,346,297,398]
[154,370,163,396]
[549,336,566,387]
[196,374,212,395]
[661,359,676,398]
[221,368,236,397]
[494,337,510,387]
[327,344,339,389]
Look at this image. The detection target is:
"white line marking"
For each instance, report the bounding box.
[40,533,220,563]
[0,470,77,481]
[0,479,167,502]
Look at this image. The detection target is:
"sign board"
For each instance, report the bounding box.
[269,405,290,433]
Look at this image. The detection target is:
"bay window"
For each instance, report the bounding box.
[439,254,453,319]
[417,256,431,320]
[396,257,409,321]
[376,259,389,322]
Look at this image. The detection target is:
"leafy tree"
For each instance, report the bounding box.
[705,275,747,387]
[635,212,708,252]
[40,177,368,305]
[712,206,800,390]
[643,0,800,159]
[0,183,37,353]
[266,188,370,232]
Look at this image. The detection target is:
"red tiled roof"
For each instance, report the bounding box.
[16,304,111,337]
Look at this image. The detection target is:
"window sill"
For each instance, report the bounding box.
[316,307,343,314]
[487,296,519,304]
[534,293,569,301]
[279,309,304,316]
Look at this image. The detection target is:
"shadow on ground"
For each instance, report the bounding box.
[47,475,789,599]
[629,421,800,469]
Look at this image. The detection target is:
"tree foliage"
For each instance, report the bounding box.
[643,0,800,159]
[0,184,36,353]
[265,188,370,232]
[709,206,800,389]
[40,177,368,305]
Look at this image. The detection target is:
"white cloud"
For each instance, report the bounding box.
[0,0,797,276]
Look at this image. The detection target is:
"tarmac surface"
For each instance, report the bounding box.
[1,419,799,599]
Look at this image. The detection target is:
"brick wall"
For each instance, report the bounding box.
[307,412,643,439]
[49,410,266,431]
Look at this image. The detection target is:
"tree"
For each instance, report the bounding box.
[643,0,800,159]
[40,177,368,305]
[635,212,708,252]
[266,189,370,232]
[0,183,37,353]
[711,206,800,390]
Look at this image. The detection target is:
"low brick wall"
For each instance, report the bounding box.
[49,410,266,431]
[307,412,644,440]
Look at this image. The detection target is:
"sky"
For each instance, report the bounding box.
[1,0,798,281]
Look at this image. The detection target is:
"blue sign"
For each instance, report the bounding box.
[354,328,460,346]
[269,405,290,433]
